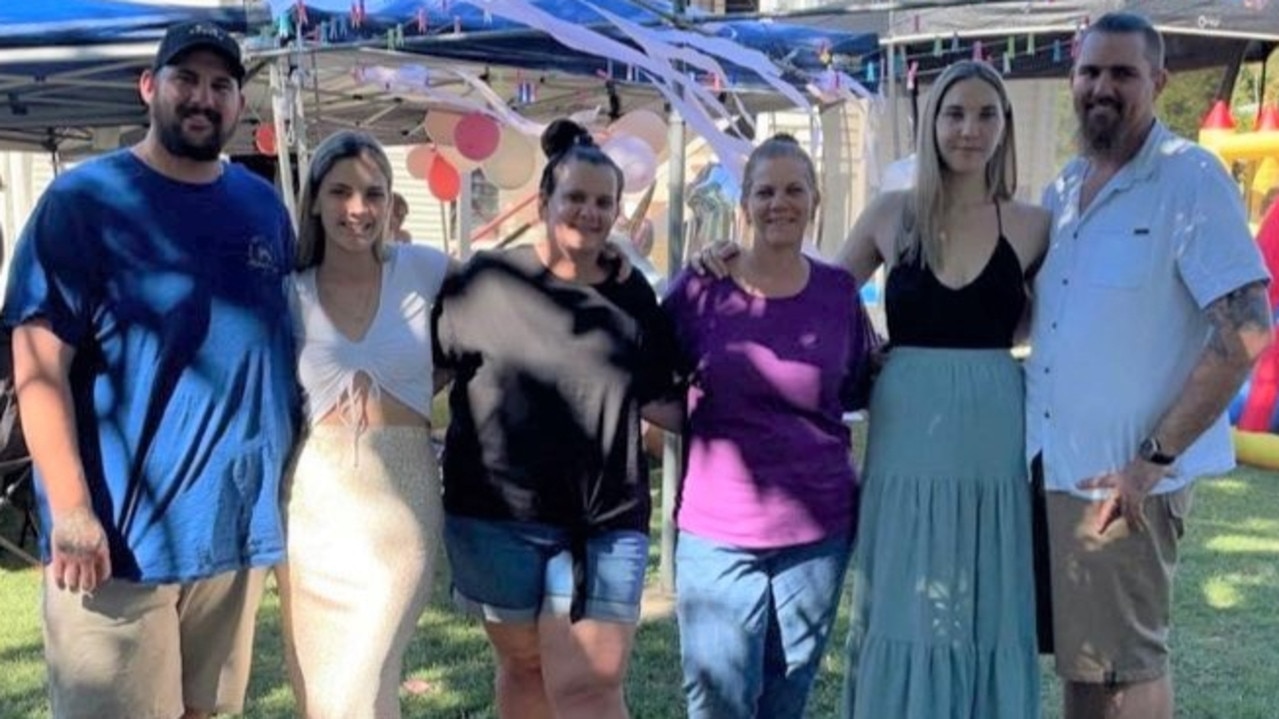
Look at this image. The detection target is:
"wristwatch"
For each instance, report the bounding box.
[1138,436,1176,466]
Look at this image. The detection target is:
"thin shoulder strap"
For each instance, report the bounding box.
[994,200,1005,238]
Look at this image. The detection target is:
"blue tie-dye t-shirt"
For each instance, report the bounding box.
[2,149,299,583]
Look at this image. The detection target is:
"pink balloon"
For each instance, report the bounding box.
[405,145,437,180]
[428,155,462,202]
[454,113,501,161]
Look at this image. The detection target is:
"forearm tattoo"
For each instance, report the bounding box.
[1206,281,1271,359]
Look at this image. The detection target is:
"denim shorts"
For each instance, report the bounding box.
[443,514,648,624]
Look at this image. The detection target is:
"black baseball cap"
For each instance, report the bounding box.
[153,22,246,83]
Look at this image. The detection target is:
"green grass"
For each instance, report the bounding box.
[2,467,1277,717]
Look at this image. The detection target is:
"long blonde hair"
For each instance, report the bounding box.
[295,130,395,270]
[899,60,1017,269]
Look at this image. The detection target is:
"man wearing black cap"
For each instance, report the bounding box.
[2,21,297,719]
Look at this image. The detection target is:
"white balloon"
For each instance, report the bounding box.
[483,130,537,190]
[436,143,481,173]
[609,109,668,156]
[603,135,658,193]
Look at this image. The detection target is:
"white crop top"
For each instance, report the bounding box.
[291,243,450,427]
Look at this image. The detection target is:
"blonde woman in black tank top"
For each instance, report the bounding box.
[833,61,1050,719]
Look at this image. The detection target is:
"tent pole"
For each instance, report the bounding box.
[659,110,685,597]
[270,58,298,224]
[459,173,474,259]
[887,41,901,159]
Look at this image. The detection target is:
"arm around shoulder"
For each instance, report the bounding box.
[835,191,901,285]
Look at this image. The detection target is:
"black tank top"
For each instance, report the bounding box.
[885,203,1026,349]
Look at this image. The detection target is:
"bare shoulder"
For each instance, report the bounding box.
[861,191,909,246]
[1001,199,1050,269]
[867,190,910,224]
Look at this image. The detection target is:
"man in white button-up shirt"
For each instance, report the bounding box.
[1027,12,1273,719]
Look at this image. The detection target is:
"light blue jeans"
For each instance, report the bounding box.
[675,531,852,719]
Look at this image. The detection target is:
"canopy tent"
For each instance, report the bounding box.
[0,1,257,152]
[794,0,1278,82]
[260,0,877,89]
[0,0,879,159]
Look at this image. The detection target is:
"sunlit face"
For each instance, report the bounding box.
[744,155,816,249]
[1071,31,1166,156]
[312,154,391,257]
[540,160,621,256]
[934,77,1007,176]
[140,50,243,161]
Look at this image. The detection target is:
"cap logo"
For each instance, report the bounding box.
[189,23,226,40]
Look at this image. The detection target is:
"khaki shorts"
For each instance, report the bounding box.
[43,566,268,719]
[1044,485,1193,685]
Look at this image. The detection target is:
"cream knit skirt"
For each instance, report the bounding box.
[278,425,442,719]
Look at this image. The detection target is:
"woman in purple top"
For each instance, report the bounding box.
[663,135,873,719]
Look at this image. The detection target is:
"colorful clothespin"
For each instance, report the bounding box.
[1002,51,1012,74]
[453,16,461,33]
[1052,38,1062,63]
[277,13,292,38]
[1027,33,1036,56]
[865,60,877,84]
[950,33,959,53]
[417,8,428,33]
[906,60,918,91]
[972,40,984,61]
[933,36,943,57]
[294,0,308,28]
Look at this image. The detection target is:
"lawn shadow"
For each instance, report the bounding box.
[0,639,48,719]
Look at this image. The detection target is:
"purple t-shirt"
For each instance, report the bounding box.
[663,260,869,548]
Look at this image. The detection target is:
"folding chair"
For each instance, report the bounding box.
[0,458,39,566]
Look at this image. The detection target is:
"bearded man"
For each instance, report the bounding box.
[2,22,297,719]
[1029,12,1273,719]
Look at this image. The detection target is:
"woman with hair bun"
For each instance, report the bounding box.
[432,119,682,719]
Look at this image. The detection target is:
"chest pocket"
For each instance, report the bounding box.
[1078,222,1156,290]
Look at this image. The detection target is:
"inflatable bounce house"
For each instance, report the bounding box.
[1202,102,1279,470]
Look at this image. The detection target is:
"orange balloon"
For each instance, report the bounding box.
[428,155,462,202]
[254,124,277,156]
[405,145,437,180]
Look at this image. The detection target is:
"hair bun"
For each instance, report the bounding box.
[541,119,594,158]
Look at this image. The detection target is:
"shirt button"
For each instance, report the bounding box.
[1051,322,1058,330]
[1044,367,1051,374]
[1044,411,1051,419]
[1062,278,1070,286]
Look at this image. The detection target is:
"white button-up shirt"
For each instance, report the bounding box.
[1027,121,1269,499]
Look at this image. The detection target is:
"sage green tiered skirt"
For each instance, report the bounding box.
[842,348,1039,719]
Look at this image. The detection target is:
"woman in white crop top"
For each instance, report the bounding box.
[277,130,451,719]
